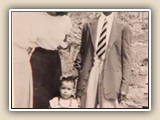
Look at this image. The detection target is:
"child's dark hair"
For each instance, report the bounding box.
[60,76,76,88]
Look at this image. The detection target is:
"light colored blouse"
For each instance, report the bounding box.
[32,12,72,50]
[12,12,35,50]
[12,12,72,51]
[12,12,37,63]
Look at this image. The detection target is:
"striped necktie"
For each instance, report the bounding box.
[96,19,107,59]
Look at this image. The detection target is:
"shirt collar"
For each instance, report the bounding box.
[100,12,114,23]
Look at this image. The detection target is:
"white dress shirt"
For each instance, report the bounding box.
[85,12,114,108]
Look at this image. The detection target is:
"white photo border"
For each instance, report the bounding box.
[9,9,151,111]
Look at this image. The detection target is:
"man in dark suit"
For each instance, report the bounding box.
[73,12,132,108]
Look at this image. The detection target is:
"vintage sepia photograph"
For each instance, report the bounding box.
[9,9,151,111]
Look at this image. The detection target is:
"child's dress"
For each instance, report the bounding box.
[49,97,79,108]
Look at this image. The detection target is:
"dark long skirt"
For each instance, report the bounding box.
[30,47,62,108]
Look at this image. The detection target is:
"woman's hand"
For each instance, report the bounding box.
[27,47,32,55]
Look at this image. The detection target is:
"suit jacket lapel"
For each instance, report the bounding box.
[106,18,122,55]
[88,19,99,49]
[88,17,122,55]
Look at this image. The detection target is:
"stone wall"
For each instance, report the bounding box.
[59,12,149,108]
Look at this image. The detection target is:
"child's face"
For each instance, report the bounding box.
[60,81,74,99]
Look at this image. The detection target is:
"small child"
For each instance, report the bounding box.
[49,76,79,108]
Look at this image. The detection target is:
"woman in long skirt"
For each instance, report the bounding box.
[30,12,72,108]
